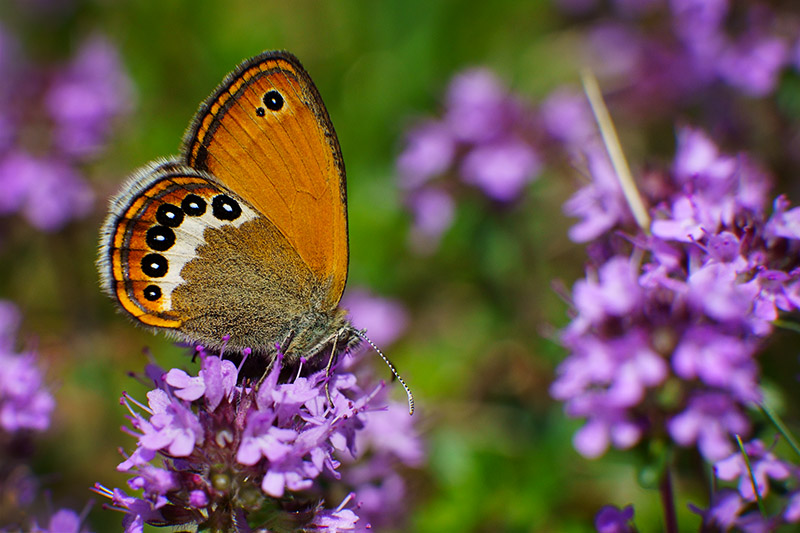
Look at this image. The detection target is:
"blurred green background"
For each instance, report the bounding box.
[0,0,702,531]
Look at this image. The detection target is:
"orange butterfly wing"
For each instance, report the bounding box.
[182,51,349,310]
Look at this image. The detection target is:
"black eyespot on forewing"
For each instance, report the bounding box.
[263,90,284,111]
[211,194,242,221]
[146,226,175,252]
[141,253,168,278]
[181,194,206,216]
[156,204,184,228]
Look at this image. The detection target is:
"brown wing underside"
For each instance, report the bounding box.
[181,51,349,310]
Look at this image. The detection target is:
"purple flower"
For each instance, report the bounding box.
[459,136,541,202]
[407,187,455,252]
[690,438,800,530]
[311,507,360,530]
[165,353,237,409]
[554,0,794,128]
[342,288,409,348]
[45,35,134,158]
[717,35,788,97]
[101,345,407,530]
[584,24,643,80]
[540,88,595,146]
[785,493,800,523]
[396,121,455,190]
[571,410,641,459]
[332,381,425,529]
[310,494,361,531]
[668,393,750,462]
[31,509,91,533]
[133,389,204,457]
[689,489,745,530]
[444,68,515,143]
[652,128,770,243]
[0,29,132,232]
[92,485,168,533]
[570,256,643,326]
[595,504,636,533]
[562,146,628,243]
[0,152,94,231]
[553,123,800,463]
[396,65,540,251]
[765,195,800,240]
[354,402,424,467]
[670,0,727,46]
[715,440,792,501]
[672,327,759,402]
[0,301,54,433]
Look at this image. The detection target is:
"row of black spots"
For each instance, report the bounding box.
[140,193,240,302]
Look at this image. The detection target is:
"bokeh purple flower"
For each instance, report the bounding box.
[0,300,92,531]
[595,504,637,533]
[0,27,131,232]
[407,187,455,253]
[31,509,91,533]
[0,152,93,232]
[342,288,409,348]
[46,35,134,158]
[397,68,542,251]
[0,300,54,433]
[715,439,791,501]
[689,437,800,530]
[559,0,795,107]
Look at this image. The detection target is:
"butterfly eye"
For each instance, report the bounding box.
[263,90,284,111]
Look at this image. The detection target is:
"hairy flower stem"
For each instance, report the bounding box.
[660,466,678,533]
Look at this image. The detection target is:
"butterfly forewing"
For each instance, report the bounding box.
[182,51,349,310]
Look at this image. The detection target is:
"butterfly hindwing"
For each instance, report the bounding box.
[181,51,349,310]
[99,161,260,330]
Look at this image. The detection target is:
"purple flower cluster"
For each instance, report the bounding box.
[557,0,796,104]
[0,26,132,231]
[96,342,420,532]
[396,69,542,251]
[552,125,800,461]
[690,438,800,530]
[395,2,800,257]
[0,300,93,532]
[0,300,54,433]
[336,289,425,527]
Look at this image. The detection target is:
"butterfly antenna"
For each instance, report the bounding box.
[353,329,415,415]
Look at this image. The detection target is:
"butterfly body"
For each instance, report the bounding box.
[99,51,356,367]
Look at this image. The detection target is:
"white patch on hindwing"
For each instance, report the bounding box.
[147,196,258,309]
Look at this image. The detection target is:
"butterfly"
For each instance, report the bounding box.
[97,50,412,412]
